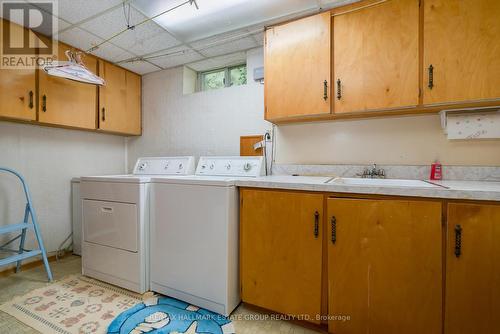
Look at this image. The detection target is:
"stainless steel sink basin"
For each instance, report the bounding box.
[328,177,441,189]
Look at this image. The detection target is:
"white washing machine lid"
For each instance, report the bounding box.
[151,156,266,186]
[80,156,196,183]
[81,174,153,183]
[150,175,237,187]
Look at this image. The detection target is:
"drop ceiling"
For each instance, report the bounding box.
[4,0,358,75]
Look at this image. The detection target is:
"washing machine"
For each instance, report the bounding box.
[150,156,265,315]
[80,156,195,293]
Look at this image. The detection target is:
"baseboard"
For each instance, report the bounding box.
[0,252,76,278]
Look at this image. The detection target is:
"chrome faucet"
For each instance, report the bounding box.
[358,164,386,179]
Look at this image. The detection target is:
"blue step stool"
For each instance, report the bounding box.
[0,167,53,281]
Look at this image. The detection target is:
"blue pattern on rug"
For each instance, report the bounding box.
[107,297,234,334]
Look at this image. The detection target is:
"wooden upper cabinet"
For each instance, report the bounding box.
[445,203,500,334]
[327,198,442,334]
[98,61,142,135]
[423,0,500,105]
[240,189,323,323]
[38,42,98,129]
[333,0,420,113]
[0,19,36,121]
[265,12,331,121]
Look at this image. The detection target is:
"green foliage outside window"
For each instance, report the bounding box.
[200,64,247,91]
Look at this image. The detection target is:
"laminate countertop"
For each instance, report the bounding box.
[235,175,500,202]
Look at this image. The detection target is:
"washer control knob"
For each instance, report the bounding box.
[178,163,183,170]
[201,164,207,169]
[225,163,231,170]
[164,163,169,169]
[138,162,147,171]
[243,163,252,171]
[210,163,215,170]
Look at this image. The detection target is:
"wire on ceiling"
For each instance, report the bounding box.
[86,0,199,54]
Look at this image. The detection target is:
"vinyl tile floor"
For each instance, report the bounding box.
[0,255,322,334]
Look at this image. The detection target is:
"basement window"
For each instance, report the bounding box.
[199,64,247,91]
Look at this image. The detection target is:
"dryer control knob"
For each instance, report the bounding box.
[243,163,252,171]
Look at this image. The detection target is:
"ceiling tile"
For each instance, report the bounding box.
[112,24,181,56]
[118,61,160,75]
[148,46,204,69]
[57,18,72,32]
[133,0,321,42]
[187,51,247,72]
[196,37,257,58]
[80,6,147,40]
[57,27,102,52]
[89,42,134,63]
[190,29,251,50]
[55,0,124,24]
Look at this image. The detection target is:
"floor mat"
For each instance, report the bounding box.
[108,296,235,334]
[0,275,142,334]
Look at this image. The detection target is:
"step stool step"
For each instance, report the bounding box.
[0,250,42,267]
[0,223,32,235]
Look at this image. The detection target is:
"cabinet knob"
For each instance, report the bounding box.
[42,95,47,112]
[454,224,462,258]
[428,64,434,90]
[29,91,34,109]
[102,107,106,121]
[323,80,328,101]
[331,216,337,244]
[336,79,342,100]
[314,211,320,238]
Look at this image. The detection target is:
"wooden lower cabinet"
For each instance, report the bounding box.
[240,189,323,324]
[445,203,500,334]
[326,197,442,334]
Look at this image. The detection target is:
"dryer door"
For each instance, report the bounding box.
[83,199,138,252]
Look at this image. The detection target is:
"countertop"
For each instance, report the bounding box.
[235,175,500,201]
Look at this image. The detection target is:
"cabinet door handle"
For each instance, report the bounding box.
[323,80,328,101]
[42,95,47,112]
[29,91,33,109]
[102,107,106,121]
[331,216,337,244]
[314,211,319,238]
[454,224,462,258]
[428,64,434,89]
[336,79,342,100]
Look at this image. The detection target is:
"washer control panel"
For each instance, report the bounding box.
[196,156,265,177]
[133,156,196,175]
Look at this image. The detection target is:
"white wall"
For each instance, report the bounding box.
[275,115,500,166]
[0,122,126,253]
[127,48,271,169]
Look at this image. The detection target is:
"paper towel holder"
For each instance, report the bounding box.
[439,105,500,134]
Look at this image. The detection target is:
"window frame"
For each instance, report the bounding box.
[198,63,247,92]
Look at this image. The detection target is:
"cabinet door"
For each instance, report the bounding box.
[240,189,323,323]
[38,42,98,129]
[98,61,141,135]
[327,198,442,334]
[334,0,419,113]
[265,12,331,121]
[445,203,500,334]
[423,0,500,104]
[0,19,36,121]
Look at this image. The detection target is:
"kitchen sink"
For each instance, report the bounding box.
[328,177,441,188]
